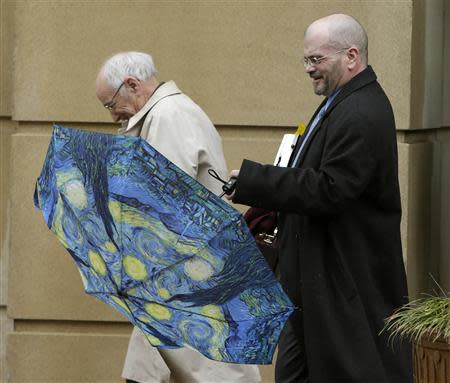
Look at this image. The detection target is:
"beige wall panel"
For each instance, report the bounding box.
[220,125,292,213]
[1,307,13,383]
[6,331,273,383]
[8,129,125,321]
[416,0,446,130]
[7,332,129,382]
[398,141,433,298]
[0,120,16,306]
[219,126,293,169]
[13,1,412,129]
[397,142,409,269]
[0,1,14,116]
[259,364,275,383]
[13,319,132,334]
[409,0,425,130]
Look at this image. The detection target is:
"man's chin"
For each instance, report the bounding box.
[312,80,325,95]
[313,86,325,96]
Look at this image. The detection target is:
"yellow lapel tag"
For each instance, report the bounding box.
[295,123,305,136]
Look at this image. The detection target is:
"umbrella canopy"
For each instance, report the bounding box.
[34,125,294,364]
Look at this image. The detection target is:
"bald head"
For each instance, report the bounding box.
[305,14,368,65]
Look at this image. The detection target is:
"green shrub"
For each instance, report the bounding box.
[383,295,450,343]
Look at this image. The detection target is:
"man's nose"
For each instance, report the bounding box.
[305,64,315,74]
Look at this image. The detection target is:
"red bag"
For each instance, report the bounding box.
[244,207,278,271]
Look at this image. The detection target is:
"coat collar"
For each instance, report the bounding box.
[290,66,377,167]
[325,65,377,116]
[306,65,377,128]
[124,80,182,132]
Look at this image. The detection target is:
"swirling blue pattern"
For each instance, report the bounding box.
[34,125,294,364]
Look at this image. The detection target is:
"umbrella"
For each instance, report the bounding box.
[34,125,294,364]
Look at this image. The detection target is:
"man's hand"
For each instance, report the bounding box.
[224,170,240,200]
[230,170,240,179]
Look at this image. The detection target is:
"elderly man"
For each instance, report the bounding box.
[96,52,260,383]
[228,14,412,383]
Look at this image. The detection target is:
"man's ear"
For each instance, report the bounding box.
[123,76,140,93]
[346,47,359,69]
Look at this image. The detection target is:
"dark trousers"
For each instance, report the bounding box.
[275,316,309,383]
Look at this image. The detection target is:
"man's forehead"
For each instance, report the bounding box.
[303,41,330,56]
[96,78,114,98]
[304,28,331,54]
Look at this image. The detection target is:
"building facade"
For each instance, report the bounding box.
[1,1,449,381]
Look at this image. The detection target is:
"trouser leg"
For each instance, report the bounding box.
[275,317,309,383]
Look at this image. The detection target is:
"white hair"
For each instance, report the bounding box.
[99,51,157,90]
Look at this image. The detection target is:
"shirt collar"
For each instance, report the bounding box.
[325,88,341,108]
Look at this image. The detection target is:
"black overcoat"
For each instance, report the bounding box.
[233,66,412,382]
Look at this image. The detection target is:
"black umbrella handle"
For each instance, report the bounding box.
[208,169,238,197]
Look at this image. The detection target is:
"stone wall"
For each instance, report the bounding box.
[1,1,449,381]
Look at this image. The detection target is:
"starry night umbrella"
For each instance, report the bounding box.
[34,125,294,364]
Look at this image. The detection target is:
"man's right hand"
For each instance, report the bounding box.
[224,170,240,200]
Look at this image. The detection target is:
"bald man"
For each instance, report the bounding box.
[228,14,412,383]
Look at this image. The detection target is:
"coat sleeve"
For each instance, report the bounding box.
[233,111,377,215]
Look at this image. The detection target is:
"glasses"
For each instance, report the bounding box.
[104,82,125,110]
[303,48,349,68]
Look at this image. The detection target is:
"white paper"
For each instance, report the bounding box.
[274,134,297,167]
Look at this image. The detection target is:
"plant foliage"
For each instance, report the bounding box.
[383,295,450,343]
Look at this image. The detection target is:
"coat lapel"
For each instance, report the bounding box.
[292,66,378,167]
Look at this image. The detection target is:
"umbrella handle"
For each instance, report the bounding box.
[208,169,237,197]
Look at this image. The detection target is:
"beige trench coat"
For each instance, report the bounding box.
[120,81,261,383]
